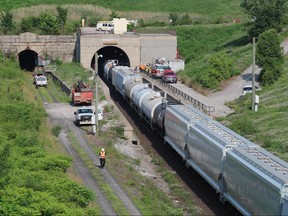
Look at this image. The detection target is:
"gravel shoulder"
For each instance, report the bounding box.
[44,102,141,215]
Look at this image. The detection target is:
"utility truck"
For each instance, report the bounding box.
[71,80,93,105]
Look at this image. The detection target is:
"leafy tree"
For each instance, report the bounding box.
[56,6,68,34]
[256,28,284,85]
[201,51,232,88]
[240,0,288,38]
[20,16,40,33]
[0,10,14,34]
[39,12,60,35]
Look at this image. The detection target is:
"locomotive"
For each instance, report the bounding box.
[103,60,288,215]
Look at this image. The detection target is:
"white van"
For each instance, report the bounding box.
[96,21,114,32]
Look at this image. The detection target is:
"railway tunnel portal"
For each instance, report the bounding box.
[0,29,177,72]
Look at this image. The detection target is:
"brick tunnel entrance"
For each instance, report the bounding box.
[18,48,38,72]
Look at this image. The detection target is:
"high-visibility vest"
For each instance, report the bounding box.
[100,151,106,159]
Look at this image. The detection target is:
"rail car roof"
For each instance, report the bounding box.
[169,104,288,185]
[189,108,288,186]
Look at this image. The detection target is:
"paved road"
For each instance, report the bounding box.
[174,38,288,118]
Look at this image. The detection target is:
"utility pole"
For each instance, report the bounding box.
[252,37,256,111]
[93,53,103,136]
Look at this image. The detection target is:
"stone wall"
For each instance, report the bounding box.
[0,32,77,62]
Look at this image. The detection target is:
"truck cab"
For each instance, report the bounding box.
[74,107,103,126]
[74,107,94,125]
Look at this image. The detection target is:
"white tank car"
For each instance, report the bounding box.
[124,78,143,102]
[130,83,149,109]
[164,104,288,215]
[140,91,164,127]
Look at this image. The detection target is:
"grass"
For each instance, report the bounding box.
[2,1,246,22]
[221,55,288,161]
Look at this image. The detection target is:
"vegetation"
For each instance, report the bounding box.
[220,55,288,161]
[241,0,288,39]
[257,29,284,86]
[0,55,97,215]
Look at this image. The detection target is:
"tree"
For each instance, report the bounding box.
[201,51,232,88]
[56,6,68,34]
[240,0,288,38]
[0,10,15,34]
[257,29,284,85]
[20,16,40,33]
[39,12,60,35]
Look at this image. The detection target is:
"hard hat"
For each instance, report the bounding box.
[101,148,104,151]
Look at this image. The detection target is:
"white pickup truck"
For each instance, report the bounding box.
[74,107,94,125]
[34,75,48,89]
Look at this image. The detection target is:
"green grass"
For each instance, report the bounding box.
[1,0,246,21]
[221,55,288,161]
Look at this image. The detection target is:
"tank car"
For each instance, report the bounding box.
[163,104,288,215]
[103,60,118,81]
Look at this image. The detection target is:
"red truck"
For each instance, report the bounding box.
[151,64,171,78]
[71,80,93,105]
[162,69,177,83]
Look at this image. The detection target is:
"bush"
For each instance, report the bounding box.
[52,125,62,137]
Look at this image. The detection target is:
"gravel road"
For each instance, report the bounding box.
[44,102,141,215]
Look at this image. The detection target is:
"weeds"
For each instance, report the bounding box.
[52,125,62,137]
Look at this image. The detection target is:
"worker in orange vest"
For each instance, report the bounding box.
[99,148,106,168]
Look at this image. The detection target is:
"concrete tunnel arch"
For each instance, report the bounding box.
[90,46,130,76]
[18,48,39,72]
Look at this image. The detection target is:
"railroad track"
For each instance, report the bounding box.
[106,78,241,216]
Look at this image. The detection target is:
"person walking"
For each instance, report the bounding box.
[99,148,106,168]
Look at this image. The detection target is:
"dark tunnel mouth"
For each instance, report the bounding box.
[90,46,130,76]
[18,49,38,72]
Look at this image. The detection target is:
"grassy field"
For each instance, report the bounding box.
[1,1,245,21]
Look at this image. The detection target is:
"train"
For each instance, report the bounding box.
[103,60,288,216]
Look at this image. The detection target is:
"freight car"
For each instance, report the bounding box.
[103,60,288,215]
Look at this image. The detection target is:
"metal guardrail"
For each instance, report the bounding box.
[140,71,215,116]
[44,65,71,96]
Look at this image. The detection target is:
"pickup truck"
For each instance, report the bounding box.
[74,107,94,125]
[34,75,48,88]
[162,69,177,83]
[74,107,104,125]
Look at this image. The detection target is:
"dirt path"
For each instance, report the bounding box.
[44,102,141,216]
